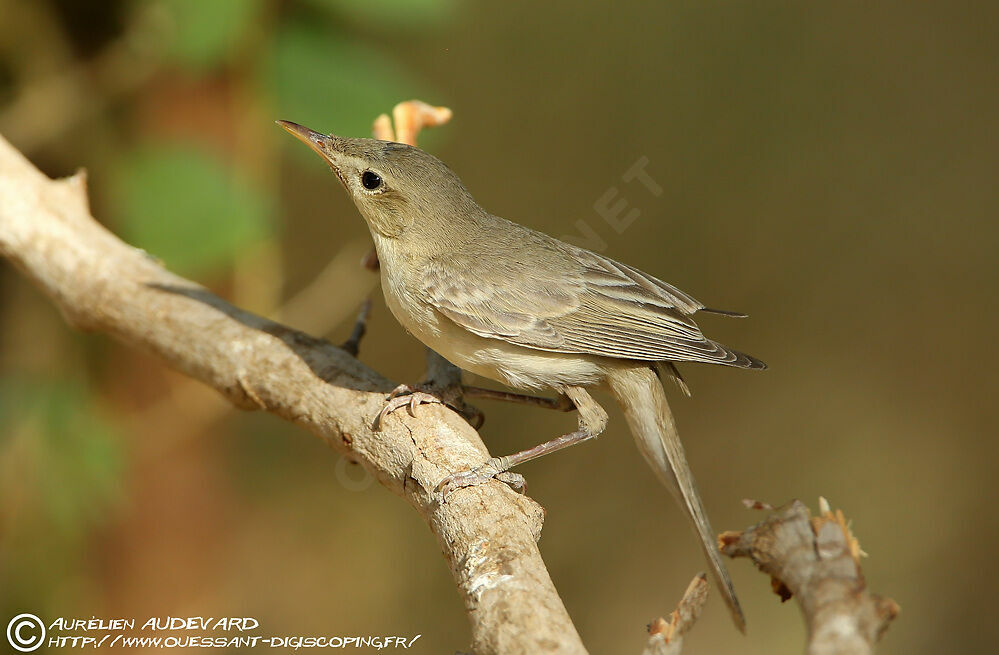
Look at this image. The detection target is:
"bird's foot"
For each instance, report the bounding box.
[374,383,483,430]
[436,457,527,500]
[375,384,442,429]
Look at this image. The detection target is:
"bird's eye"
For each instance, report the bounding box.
[361,171,382,190]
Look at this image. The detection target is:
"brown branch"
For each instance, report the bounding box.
[642,574,709,655]
[720,499,899,655]
[0,132,586,654]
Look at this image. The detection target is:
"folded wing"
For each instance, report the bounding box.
[421,235,764,369]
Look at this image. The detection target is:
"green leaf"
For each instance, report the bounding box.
[160,0,265,69]
[0,377,123,535]
[267,22,430,142]
[112,144,273,277]
[302,0,455,28]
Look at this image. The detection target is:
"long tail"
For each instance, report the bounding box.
[605,365,746,633]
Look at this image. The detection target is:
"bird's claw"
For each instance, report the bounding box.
[374,383,484,431]
[375,384,445,429]
[436,458,527,500]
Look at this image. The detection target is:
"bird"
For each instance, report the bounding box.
[278,120,765,631]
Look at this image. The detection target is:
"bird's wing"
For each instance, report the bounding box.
[420,240,762,368]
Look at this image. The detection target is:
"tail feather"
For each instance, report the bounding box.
[654,361,691,397]
[606,365,746,633]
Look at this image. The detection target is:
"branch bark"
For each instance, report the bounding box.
[720,499,899,655]
[642,574,709,655]
[0,134,586,654]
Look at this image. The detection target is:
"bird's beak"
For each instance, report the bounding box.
[276,120,338,167]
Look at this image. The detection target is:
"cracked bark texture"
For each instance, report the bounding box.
[0,134,586,655]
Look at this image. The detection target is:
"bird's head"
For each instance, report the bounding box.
[277,121,478,240]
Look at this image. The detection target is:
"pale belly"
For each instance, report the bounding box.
[380,276,606,392]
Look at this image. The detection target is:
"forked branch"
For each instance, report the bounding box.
[721,499,899,655]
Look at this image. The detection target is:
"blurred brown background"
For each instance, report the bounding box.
[1,1,996,653]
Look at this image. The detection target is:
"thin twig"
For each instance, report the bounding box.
[340,297,372,357]
[642,574,709,655]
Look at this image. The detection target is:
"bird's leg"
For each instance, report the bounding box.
[437,387,608,498]
[461,386,576,412]
[375,350,484,430]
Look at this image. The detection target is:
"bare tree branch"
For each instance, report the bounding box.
[0,133,587,654]
[720,499,899,655]
[642,574,709,655]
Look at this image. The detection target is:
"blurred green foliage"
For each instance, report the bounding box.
[161,0,265,69]
[303,0,454,29]
[113,143,273,276]
[0,376,122,621]
[34,387,121,533]
[0,377,122,534]
[268,21,422,143]
[97,0,441,276]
